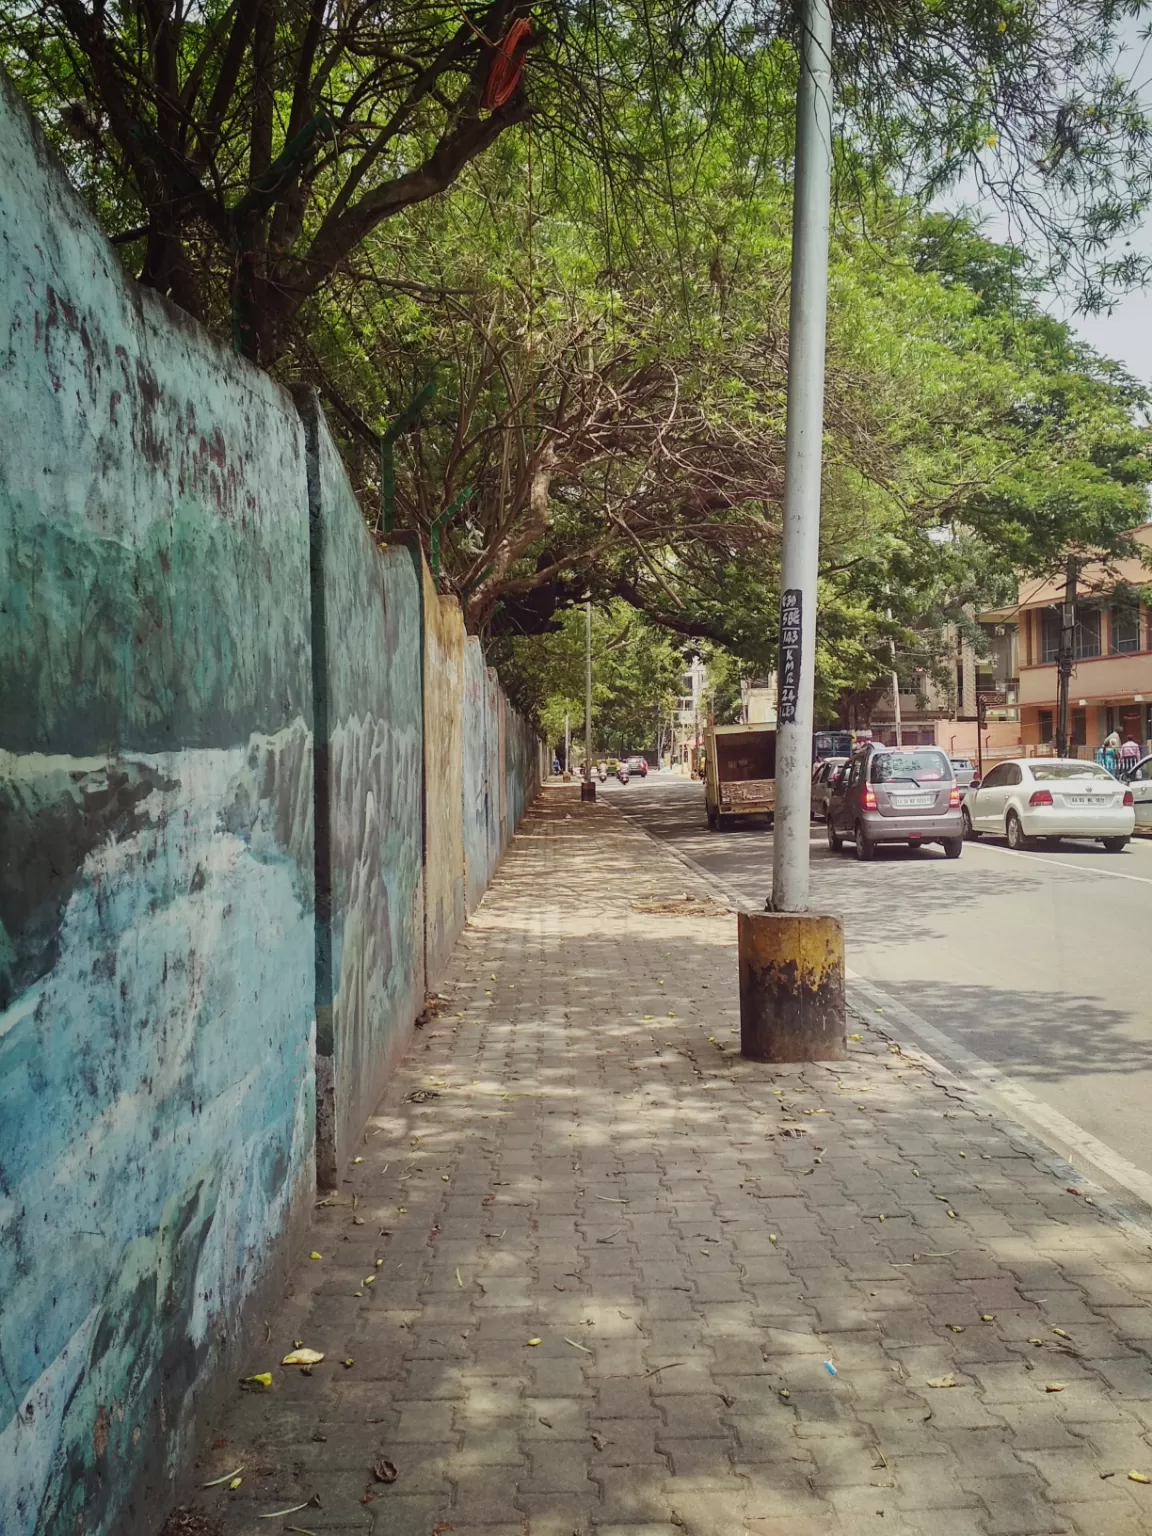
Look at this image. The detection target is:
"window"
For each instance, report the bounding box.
[981,763,1009,789]
[1031,761,1113,781]
[1005,763,1023,785]
[1110,607,1143,654]
[870,749,951,783]
[1072,708,1087,747]
[1040,605,1103,661]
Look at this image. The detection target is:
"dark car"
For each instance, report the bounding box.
[625,755,649,777]
[810,757,847,821]
[826,744,964,860]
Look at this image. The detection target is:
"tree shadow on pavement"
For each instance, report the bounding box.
[873,977,1152,1084]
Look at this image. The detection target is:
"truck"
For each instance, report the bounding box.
[703,723,777,830]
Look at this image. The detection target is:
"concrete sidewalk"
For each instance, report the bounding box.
[170,787,1152,1536]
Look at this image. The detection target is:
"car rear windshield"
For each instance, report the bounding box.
[870,750,951,784]
[1030,762,1113,781]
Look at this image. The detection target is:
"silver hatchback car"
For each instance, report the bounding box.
[827,744,964,860]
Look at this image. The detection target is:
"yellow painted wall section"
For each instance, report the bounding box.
[422,564,466,982]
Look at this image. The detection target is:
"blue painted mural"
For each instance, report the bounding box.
[462,638,492,914]
[0,75,315,1535]
[301,396,425,1178]
[0,65,542,1536]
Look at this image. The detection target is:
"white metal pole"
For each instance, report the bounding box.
[565,710,571,774]
[585,601,593,778]
[887,609,903,747]
[771,0,833,912]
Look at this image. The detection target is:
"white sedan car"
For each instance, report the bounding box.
[962,757,1135,851]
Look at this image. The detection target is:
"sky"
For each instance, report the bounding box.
[963,14,1152,389]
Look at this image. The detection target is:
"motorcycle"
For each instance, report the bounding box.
[617,765,630,784]
[597,765,608,783]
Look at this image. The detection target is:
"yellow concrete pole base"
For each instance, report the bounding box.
[738,910,846,1062]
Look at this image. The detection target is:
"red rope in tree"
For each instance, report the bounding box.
[484,17,532,110]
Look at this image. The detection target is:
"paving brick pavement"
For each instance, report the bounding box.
[168,786,1152,1536]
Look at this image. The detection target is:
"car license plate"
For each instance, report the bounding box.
[895,794,933,808]
[1065,795,1095,806]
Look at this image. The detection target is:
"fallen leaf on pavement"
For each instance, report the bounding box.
[202,1466,245,1488]
[591,1433,607,1450]
[240,1373,273,1390]
[1044,1384,1065,1393]
[1130,1471,1150,1484]
[258,1502,313,1519]
[927,1376,957,1389]
[565,1337,594,1354]
[372,1459,398,1484]
[282,1348,324,1366]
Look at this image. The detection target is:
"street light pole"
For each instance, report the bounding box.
[770,0,833,914]
[582,600,596,801]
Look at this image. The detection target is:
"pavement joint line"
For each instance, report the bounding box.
[608,787,1152,1250]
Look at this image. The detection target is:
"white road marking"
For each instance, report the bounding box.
[973,839,1152,887]
[848,971,1152,1219]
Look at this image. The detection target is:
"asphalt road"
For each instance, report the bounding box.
[602,771,1152,1200]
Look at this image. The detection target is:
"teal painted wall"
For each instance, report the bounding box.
[0,72,316,1536]
[300,395,425,1180]
[0,68,541,1535]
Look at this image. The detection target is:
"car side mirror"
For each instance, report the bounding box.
[968,777,981,790]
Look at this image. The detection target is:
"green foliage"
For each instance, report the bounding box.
[490,603,684,750]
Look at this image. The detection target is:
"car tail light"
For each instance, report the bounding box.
[1124,790,1134,807]
[862,786,877,811]
[948,786,961,808]
[1029,789,1053,807]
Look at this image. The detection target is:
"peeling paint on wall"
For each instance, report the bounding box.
[0,74,314,1536]
[301,395,424,1178]
[422,569,466,982]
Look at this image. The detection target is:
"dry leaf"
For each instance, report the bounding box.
[565,1337,594,1354]
[309,1252,322,1261]
[1130,1471,1150,1484]
[927,1375,957,1389]
[240,1372,273,1390]
[1044,1384,1065,1393]
[282,1348,324,1366]
[527,1338,542,1347]
[257,1502,313,1519]
[341,1358,354,1368]
[202,1465,245,1488]
[372,1458,399,1484]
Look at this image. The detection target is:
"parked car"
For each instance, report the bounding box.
[1123,754,1152,831]
[949,756,978,789]
[962,758,1135,850]
[810,757,847,821]
[826,744,964,860]
[625,755,649,777]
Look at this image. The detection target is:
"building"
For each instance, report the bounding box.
[857,619,1022,762]
[672,655,708,765]
[740,674,777,725]
[996,524,1152,754]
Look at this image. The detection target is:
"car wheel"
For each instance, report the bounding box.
[942,837,963,860]
[854,822,875,861]
[826,815,843,852]
[1102,836,1130,852]
[961,807,980,840]
[1005,810,1029,850]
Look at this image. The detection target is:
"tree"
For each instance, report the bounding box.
[5,0,1152,363]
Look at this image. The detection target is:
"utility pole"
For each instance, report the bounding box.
[887,609,903,748]
[564,710,571,776]
[740,0,846,1067]
[582,601,596,801]
[770,0,833,914]
[1055,556,1077,758]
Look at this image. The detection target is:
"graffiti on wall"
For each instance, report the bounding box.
[303,398,425,1177]
[0,76,315,1535]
